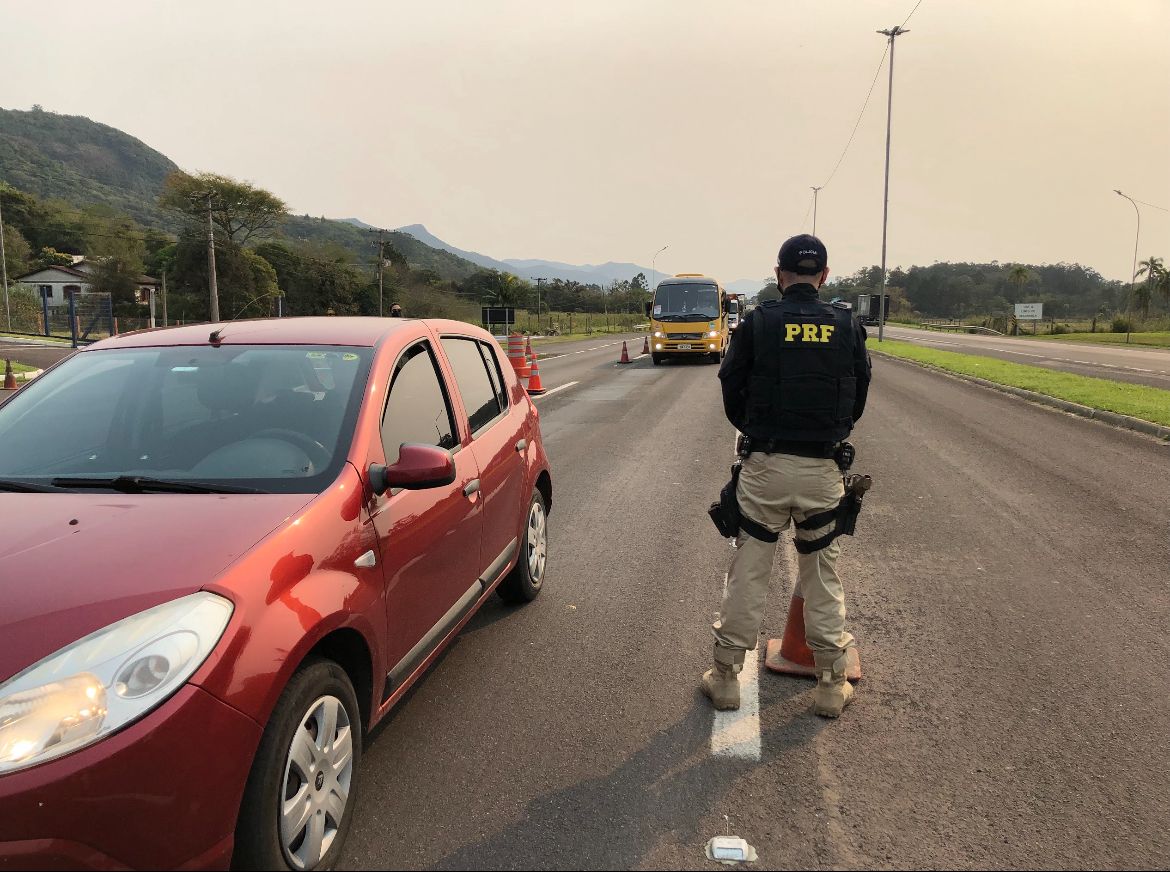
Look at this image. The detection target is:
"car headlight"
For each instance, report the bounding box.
[653,329,667,339]
[0,592,233,774]
[708,330,719,338]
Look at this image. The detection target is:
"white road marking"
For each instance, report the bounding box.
[530,380,579,400]
[711,647,761,760]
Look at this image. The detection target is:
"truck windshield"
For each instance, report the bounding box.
[653,282,719,321]
[0,345,373,494]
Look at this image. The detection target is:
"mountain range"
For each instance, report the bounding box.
[0,106,766,294]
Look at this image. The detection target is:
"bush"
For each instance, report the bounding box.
[1111,316,1135,333]
[1051,323,1072,335]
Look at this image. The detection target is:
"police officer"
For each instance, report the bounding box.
[703,234,871,718]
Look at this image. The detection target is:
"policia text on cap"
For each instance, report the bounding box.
[704,234,872,719]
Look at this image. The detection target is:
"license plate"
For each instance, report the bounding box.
[677,343,692,350]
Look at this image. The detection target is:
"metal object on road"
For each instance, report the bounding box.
[705,836,758,865]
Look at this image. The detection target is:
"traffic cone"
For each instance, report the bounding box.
[764,593,861,682]
[3,360,17,391]
[507,333,531,381]
[526,335,537,367]
[619,341,631,364]
[526,355,546,395]
[641,335,650,355]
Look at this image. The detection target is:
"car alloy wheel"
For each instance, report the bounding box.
[280,695,354,871]
[526,498,547,586]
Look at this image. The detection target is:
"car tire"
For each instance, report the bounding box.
[233,658,362,871]
[497,488,548,604]
[651,353,662,366]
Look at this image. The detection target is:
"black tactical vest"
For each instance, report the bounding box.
[743,294,859,443]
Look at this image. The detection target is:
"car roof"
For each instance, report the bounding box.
[86,317,489,351]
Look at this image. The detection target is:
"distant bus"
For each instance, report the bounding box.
[645,274,731,365]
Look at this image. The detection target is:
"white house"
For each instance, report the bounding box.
[14,258,160,308]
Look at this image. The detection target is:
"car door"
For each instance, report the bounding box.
[370,339,483,695]
[438,335,526,585]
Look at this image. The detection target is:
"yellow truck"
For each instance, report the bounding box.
[645,273,731,365]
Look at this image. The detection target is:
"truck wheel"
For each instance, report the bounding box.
[233,658,362,871]
[651,353,663,366]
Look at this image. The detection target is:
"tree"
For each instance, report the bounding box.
[1007,264,1033,302]
[160,171,287,245]
[1134,255,1166,318]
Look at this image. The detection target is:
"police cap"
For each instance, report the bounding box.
[777,234,828,276]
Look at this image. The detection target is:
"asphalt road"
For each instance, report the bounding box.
[335,335,1170,869]
[882,325,1170,389]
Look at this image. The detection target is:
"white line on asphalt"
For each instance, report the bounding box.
[531,380,579,400]
[711,647,761,760]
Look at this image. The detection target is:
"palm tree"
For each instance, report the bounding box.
[1007,264,1033,300]
[1134,256,1166,318]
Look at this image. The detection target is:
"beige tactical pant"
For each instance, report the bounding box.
[712,451,855,669]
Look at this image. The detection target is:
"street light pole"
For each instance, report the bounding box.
[876,24,909,343]
[1113,189,1141,293]
[651,245,669,299]
[810,186,823,236]
[535,277,546,332]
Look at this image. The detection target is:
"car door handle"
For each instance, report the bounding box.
[463,479,481,498]
[515,439,528,453]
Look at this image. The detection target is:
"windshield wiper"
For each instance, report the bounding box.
[50,476,268,494]
[0,479,65,493]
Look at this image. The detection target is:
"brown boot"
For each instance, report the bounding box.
[812,650,855,718]
[701,663,740,710]
[702,645,743,710]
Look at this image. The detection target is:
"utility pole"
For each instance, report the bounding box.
[0,189,10,332]
[161,270,168,327]
[534,277,546,332]
[876,24,909,343]
[810,186,823,236]
[205,192,220,323]
[1113,189,1141,293]
[373,228,386,317]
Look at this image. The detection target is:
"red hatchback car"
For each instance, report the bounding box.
[0,317,552,870]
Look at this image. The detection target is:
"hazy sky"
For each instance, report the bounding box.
[2,0,1167,283]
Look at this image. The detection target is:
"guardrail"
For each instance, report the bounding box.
[918,323,1005,336]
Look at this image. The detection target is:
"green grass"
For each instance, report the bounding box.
[1031,331,1170,348]
[871,339,1170,427]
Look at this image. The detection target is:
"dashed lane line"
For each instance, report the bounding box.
[530,380,579,401]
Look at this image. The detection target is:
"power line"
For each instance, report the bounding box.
[901,0,925,27]
[1134,198,1169,212]
[816,43,890,190]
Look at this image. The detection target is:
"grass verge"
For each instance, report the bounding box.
[1031,332,1170,348]
[871,339,1170,427]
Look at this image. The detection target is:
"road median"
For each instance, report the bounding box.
[870,339,1170,440]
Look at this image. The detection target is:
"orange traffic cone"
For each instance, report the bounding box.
[525,335,536,365]
[764,593,862,682]
[642,335,650,355]
[619,341,631,364]
[3,360,17,391]
[507,333,531,381]
[526,355,546,395]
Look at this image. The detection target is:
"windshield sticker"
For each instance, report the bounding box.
[653,305,662,315]
[341,353,359,361]
[306,352,327,359]
[170,366,199,372]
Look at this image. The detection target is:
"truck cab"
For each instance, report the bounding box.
[645,274,730,365]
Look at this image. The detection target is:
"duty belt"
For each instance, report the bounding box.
[743,438,838,459]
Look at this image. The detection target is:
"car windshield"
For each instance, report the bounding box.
[0,345,373,494]
[653,282,720,320]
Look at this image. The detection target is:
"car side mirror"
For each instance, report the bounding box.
[722,298,731,313]
[644,301,653,317]
[368,444,456,495]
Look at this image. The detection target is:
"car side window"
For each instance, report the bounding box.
[440,337,503,434]
[381,342,458,465]
[477,341,509,410]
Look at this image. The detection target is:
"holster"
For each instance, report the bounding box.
[708,460,779,543]
[793,473,872,554]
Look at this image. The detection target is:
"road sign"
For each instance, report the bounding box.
[1015,303,1043,320]
[481,306,515,329]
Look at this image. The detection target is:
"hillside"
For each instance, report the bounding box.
[0,106,179,228]
[0,106,480,281]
